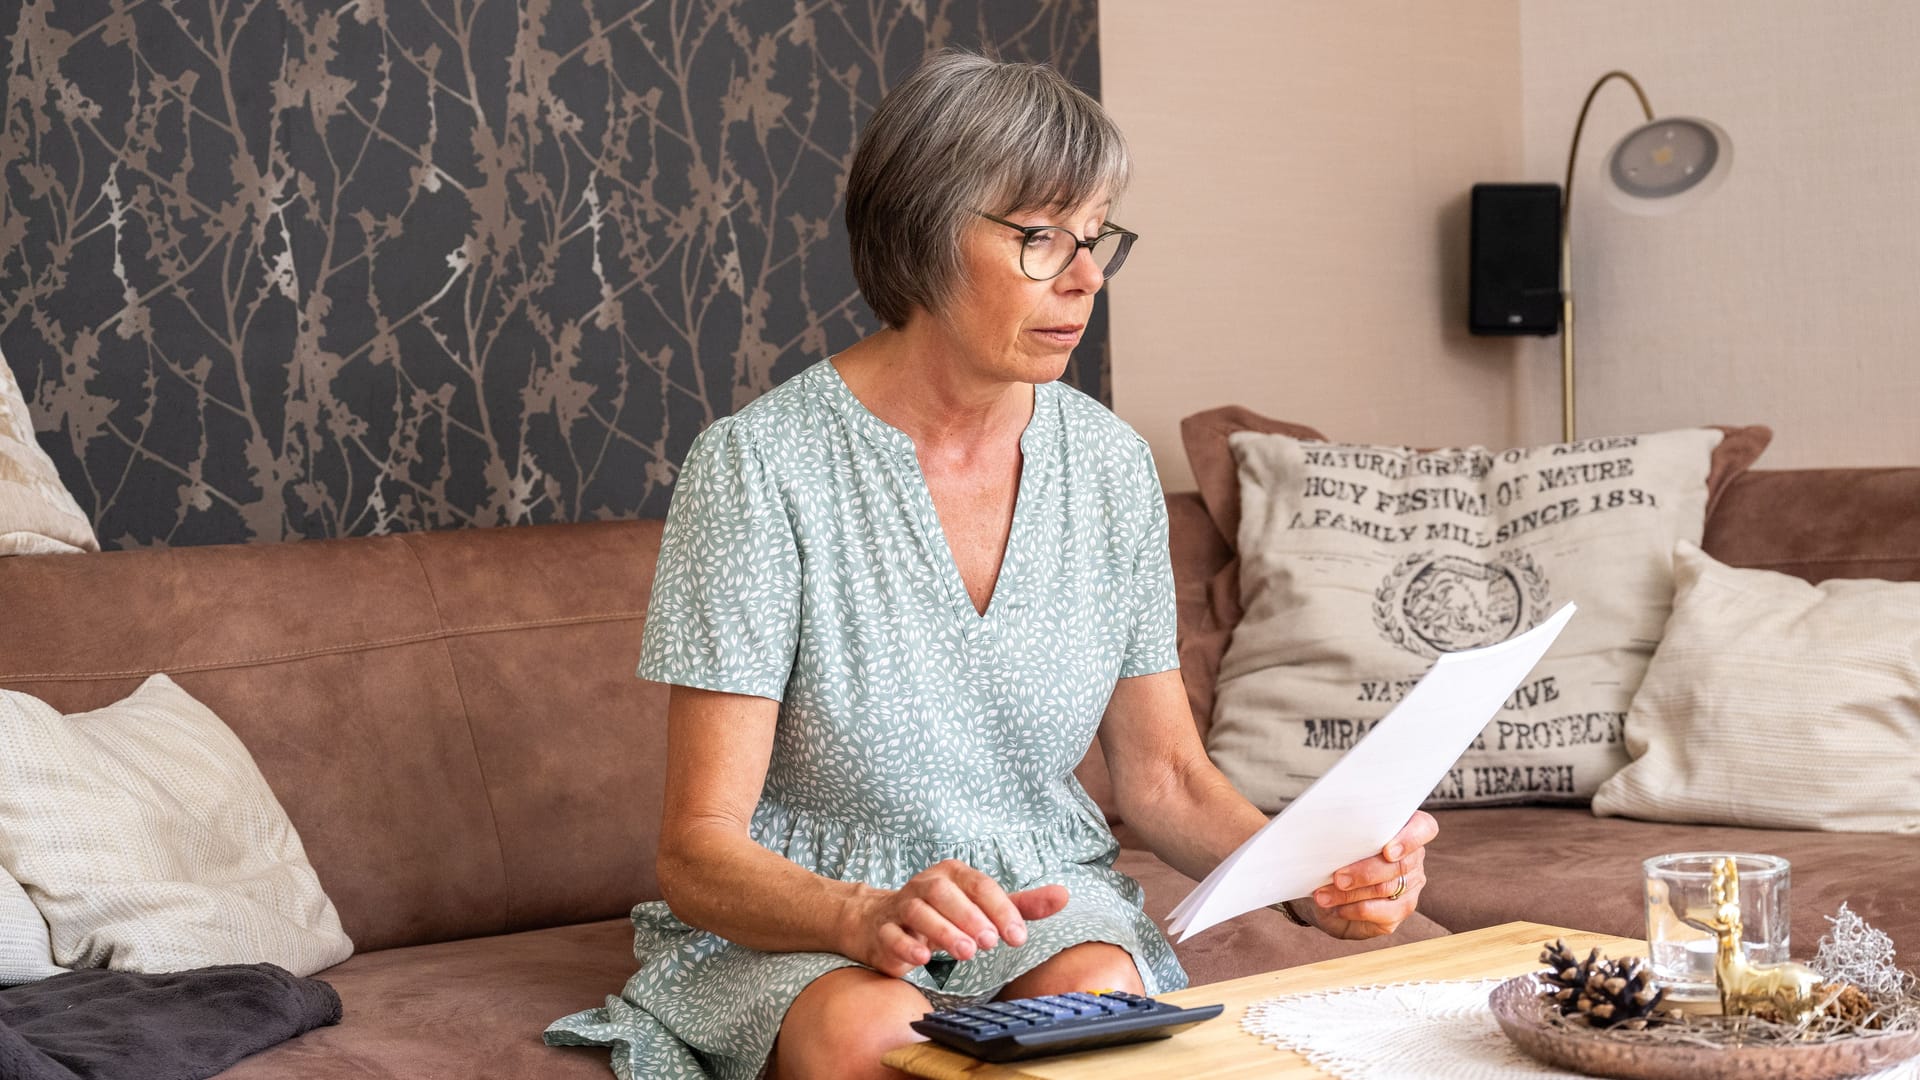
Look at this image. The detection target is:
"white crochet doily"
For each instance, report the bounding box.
[1242,978,1920,1080]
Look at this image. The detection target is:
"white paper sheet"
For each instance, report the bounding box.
[1168,603,1577,941]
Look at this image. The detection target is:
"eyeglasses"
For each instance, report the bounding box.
[973,211,1138,282]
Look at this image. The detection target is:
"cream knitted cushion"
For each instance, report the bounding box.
[0,863,64,985]
[0,355,97,555]
[0,675,354,974]
[1593,542,1920,833]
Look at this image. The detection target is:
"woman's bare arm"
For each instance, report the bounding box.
[654,685,860,952]
[1097,671,1268,880]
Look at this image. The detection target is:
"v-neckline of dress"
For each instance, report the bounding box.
[819,358,1048,623]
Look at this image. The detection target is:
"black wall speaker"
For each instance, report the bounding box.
[1469,183,1562,336]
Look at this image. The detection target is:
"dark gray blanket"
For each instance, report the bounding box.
[0,963,341,1080]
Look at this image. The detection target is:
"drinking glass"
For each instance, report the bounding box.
[1642,852,1791,1001]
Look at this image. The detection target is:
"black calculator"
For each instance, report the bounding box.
[910,989,1224,1062]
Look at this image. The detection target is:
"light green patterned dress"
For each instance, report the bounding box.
[545,358,1186,1078]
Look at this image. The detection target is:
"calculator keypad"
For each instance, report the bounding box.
[910,989,1221,1062]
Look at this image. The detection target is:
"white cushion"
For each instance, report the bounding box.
[0,353,98,555]
[1210,429,1722,810]
[1593,541,1920,833]
[0,862,64,986]
[0,675,354,974]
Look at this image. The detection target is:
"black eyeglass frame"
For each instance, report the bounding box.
[972,211,1139,282]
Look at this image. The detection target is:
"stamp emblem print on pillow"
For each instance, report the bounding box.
[1373,549,1552,659]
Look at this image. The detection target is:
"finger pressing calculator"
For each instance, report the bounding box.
[910,989,1224,1062]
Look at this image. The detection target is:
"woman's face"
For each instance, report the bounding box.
[928,196,1112,386]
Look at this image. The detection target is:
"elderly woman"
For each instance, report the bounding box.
[546,51,1437,1080]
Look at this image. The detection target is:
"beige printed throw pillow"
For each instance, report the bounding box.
[0,353,97,555]
[1209,428,1728,811]
[0,675,353,975]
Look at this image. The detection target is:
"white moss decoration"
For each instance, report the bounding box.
[1813,903,1916,1004]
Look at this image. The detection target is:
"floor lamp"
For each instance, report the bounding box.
[1559,71,1733,441]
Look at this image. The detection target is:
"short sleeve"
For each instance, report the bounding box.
[636,418,802,701]
[1117,444,1179,679]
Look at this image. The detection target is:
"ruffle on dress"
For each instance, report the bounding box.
[745,788,1121,893]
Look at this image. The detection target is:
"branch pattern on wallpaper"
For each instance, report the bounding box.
[0,0,1103,547]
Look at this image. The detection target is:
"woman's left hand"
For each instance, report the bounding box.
[1301,811,1439,940]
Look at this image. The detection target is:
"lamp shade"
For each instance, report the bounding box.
[1601,115,1733,215]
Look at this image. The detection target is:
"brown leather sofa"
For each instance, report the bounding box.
[1,467,1914,1079]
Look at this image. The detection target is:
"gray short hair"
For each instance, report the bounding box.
[846,50,1131,328]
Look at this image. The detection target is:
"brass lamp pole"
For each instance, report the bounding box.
[1559,71,1654,443]
[1554,71,1731,442]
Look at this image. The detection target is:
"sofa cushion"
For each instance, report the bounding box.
[1176,411,1326,735]
[404,520,668,935]
[1180,407,1329,553]
[0,675,352,975]
[0,537,506,955]
[0,520,675,954]
[0,353,96,556]
[1419,807,1920,960]
[1705,468,1920,583]
[215,852,1451,1080]
[1210,428,1733,811]
[213,919,641,1080]
[1593,542,1920,834]
[0,864,63,985]
[1164,493,1236,744]
[217,844,1450,1080]
[1178,411,1770,743]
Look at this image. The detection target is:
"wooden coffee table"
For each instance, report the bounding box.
[883,920,1644,1079]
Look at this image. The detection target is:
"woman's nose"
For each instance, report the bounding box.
[1057,244,1104,292]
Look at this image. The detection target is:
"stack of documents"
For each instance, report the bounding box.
[1168,603,1577,941]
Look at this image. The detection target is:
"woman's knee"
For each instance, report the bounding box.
[998,942,1145,1000]
[771,967,927,1080]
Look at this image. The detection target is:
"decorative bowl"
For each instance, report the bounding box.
[1489,974,1920,1080]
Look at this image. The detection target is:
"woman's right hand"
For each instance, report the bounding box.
[839,860,1069,977]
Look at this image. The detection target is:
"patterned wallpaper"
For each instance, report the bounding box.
[0,0,1105,548]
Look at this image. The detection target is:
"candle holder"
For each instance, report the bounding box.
[1643,852,1790,1002]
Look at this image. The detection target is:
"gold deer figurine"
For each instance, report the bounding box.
[1685,856,1823,1023]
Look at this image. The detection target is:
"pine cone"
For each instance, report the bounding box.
[1539,939,1671,1029]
